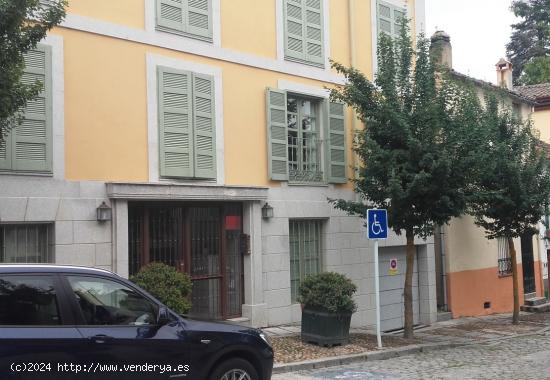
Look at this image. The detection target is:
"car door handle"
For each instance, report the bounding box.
[89,334,114,344]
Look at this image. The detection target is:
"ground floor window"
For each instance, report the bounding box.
[0,224,54,263]
[289,219,323,302]
[497,236,512,276]
[128,202,244,320]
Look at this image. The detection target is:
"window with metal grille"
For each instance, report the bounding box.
[289,219,323,302]
[497,236,512,276]
[0,224,54,263]
[287,96,323,183]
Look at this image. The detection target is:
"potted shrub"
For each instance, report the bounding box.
[131,262,192,315]
[298,272,357,346]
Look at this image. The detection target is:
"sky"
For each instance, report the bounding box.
[425,0,518,84]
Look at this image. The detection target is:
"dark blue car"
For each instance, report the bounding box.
[0,265,273,380]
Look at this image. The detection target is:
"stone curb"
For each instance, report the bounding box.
[272,341,462,374]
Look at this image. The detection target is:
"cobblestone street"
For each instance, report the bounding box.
[273,332,550,379]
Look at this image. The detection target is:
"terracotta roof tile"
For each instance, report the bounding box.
[515,83,550,100]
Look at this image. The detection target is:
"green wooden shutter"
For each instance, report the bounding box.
[186,0,212,41]
[192,73,216,179]
[157,0,185,32]
[304,0,324,66]
[284,0,306,62]
[266,88,288,181]
[326,101,347,183]
[0,132,12,170]
[158,67,194,178]
[14,45,52,172]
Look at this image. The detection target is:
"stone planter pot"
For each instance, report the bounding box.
[301,307,352,347]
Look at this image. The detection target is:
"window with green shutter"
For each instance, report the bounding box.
[377,0,406,39]
[266,88,347,184]
[156,0,213,42]
[283,0,325,67]
[289,219,323,302]
[158,67,216,180]
[0,45,52,174]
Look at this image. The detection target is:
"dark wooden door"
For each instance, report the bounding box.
[520,233,536,294]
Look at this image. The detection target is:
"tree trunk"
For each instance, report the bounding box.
[404,229,415,338]
[508,237,520,325]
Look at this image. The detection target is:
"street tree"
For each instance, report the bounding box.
[0,0,66,139]
[506,0,550,84]
[328,23,484,338]
[468,96,550,324]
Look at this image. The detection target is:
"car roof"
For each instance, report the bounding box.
[0,264,119,277]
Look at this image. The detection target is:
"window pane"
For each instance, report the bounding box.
[287,96,322,182]
[0,224,53,263]
[289,220,323,302]
[67,276,158,326]
[0,276,60,325]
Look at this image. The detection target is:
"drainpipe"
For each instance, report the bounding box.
[348,0,359,188]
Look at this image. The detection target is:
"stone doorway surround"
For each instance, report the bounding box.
[106,182,269,327]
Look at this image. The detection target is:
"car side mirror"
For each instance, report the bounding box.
[157,306,170,326]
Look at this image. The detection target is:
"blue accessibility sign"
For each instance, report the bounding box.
[367,209,388,240]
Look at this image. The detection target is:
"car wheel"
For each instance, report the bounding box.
[209,358,259,380]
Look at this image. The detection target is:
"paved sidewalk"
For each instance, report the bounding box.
[267,312,550,373]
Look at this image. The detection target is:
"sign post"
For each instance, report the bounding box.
[367,208,388,349]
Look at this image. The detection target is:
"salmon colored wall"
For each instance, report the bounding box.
[56,28,356,185]
[220,0,277,59]
[67,0,145,30]
[62,30,149,181]
[447,265,524,318]
[54,1,416,183]
[447,261,543,317]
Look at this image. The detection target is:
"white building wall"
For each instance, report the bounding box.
[0,176,113,270]
[260,183,437,328]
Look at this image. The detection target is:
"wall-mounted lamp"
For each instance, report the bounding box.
[262,203,274,219]
[96,202,112,222]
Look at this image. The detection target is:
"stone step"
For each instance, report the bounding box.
[524,292,537,301]
[437,311,453,322]
[525,297,547,306]
[520,302,550,313]
[225,317,251,327]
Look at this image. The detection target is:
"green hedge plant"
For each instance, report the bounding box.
[131,262,192,315]
[298,272,357,314]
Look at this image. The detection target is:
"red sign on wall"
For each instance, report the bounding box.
[225,216,242,231]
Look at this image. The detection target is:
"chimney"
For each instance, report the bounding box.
[430,30,452,69]
[496,58,513,90]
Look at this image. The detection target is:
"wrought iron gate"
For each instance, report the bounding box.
[128,202,244,319]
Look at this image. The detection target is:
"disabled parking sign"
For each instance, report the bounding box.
[367,209,388,240]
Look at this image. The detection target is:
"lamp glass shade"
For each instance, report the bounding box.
[97,202,112,221]
[262,203,274,219]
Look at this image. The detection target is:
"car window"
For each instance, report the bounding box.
[67,276,158,326]
[0,275,61,325]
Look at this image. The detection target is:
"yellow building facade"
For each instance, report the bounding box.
[1,0,436,329]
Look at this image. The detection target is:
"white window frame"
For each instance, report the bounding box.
[276,0,331,71]
[145,0,221,47]
[146,53,224,184]
[277,80,332,184]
